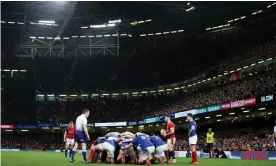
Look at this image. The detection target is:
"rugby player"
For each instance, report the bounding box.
[64,121,76,158]
[88,139,99,162]
[122,134,155,165]
[149,133,168,164]
[94,137,116,164]
[70,109,90,163]
[187,113,198,164]
[163,114,176,164]
[117,132,136,164]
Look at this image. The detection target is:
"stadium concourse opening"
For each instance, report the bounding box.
[1,1,276,166]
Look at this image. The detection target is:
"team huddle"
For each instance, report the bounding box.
[64,109,198,165]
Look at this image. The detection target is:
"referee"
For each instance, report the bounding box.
[206,128,215,158]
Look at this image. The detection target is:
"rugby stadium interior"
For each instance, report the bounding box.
[1,1,276,166]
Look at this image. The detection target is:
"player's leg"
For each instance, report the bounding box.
[154,145,165,164]
[189,136,198,164]
[88,146,96,162]
[167,138,176,163]
[106,143,115,164]
[65,138,70,158]
[127,147,136,164]
[69,139,74,157]
[117,149,125,164]
[70,142,79,162]
[165,139,171,163]
[80,142,88,162]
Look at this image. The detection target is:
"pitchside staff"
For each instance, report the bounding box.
[206,128,215,158]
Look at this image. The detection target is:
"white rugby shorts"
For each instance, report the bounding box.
[66,138,75,145]
[189,135,198,145]
[95,142,115,158]
[138,146,155,162]
[154,144,168,158]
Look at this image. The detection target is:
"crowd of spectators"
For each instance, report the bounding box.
[2,126,275,151]
[32,68,276,123]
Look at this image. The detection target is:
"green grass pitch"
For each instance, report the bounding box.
[1,151,276,166]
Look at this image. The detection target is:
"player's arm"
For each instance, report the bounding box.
[122,143,133,150]
[165,124,175,136]
[189,124,195,137]
[63,128,67,142]
[122,138,133,143]
[82,118,90,140]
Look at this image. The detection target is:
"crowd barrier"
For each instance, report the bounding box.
[1,149,276,160]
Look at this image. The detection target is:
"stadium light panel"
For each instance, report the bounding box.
[212,27,218,29]
[130,21,138,25]
[102,94,109,96]
[107,23,116,27]
[21,130,29,132]
[246,115,250,118]
[252,12,257,15]
[116,127,123,128]
[187,2,190,5]
[156,124,159,126]
[273,2,276,5]
[72,36,78,38]
[229,113,235,115]
[1,21,6,23]
[17,22,24,24]
[38,37,45,39]
[120,34,127,36]
[192,83,196,85]
[54,37,61,40]
[81,94,88,97]
[167,89,172,91]
[230,70,234,73]
[258,60,264,63]
[181,86,185,89]
[141,91,148,94]
[104,34,110,37]
[5,130,13,132]
[236,68,241,71]
[112,93,119,96]
[258,10,262,13]
[202,80,206,82]
[59,95,66,97]
[92,94,99,96]
[155,33,162,35]
[206,28,211,30]
[138,21,144,24]
[207,78,211,81]
[218,25,223,28]
[30,36,36,39]
[174,87,180,90]
[37,94,44,97]
[258,107,266,110]
[218,74,222,77]
[266,58,272,61]
[148,33,154,36]
[243,66,248,68]
[112,34,118,37]
[70,95,77,97]
[20,70,27,72]
[81,26,88,29]
[158,89,164,92]
[47,94,54,97]
[127,126,133,128]
[8,22,15,24]
[216,115,222,117]
[228,20,233,23]
[240,16,246,19]
[47,37,53,39]
[63,37,70,40]
[80,36,86,38]
[250,63,256,66]
[268,112,272,115]
[178,30,184,32]
[217,119,221,122]
[267,5,271,8]
[171,31,177,33]
[224,24,230,27]
[212,77,216,79]
[195,118,199,120]
[150,91,156,93]
[205,116,210,119]
[163,32,169,34]
[12,70,18,72]
[140,34,146,37]
[145,19,151,22]
[243,110,250,113]
[186,6,195,12]
[234,18,240,21]
[96,35,102,38]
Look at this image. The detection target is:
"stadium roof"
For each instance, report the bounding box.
[2,1,275,37]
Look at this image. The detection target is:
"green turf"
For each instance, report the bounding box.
[1,151,276,166]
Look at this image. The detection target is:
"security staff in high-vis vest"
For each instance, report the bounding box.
[206,128,215,158]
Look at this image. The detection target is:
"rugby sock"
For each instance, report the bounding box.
[82,150,87,161]
[165,151,170,161]
[70,149,76,161]
[65,150,68,157]
[192,151,198,162]
[88,149,95,161]
[69,149,72,157]
[170,151,175,159]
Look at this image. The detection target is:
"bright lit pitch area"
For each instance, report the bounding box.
[2,152,276,166]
